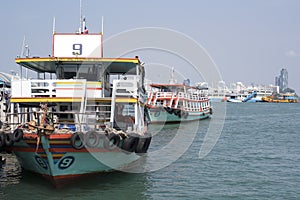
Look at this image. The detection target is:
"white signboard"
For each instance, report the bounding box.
[53,34,102,58]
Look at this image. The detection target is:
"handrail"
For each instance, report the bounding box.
[11,79,102,98]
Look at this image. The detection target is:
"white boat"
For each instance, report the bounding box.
[227,98,243,103]
[249,89,273,102]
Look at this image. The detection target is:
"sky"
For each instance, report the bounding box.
[0,0,299,92]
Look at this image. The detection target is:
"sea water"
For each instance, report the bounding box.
[0,102,299,199]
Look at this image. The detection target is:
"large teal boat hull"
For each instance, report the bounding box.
[9,133,141,186]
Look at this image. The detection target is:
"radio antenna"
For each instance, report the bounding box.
[79,0,83,33]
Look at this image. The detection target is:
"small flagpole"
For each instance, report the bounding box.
[101,16,104,35]
[101,16,104,57]
[83,16,86,32]
[52,16,56,34]
[19,36,26,79]
[20,36,26,58]
[79,0,83,33]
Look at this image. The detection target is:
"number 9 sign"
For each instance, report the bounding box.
[72,44,83,55]
[58,156,75,169]
[53,34,102,58]
[35,156,48,170]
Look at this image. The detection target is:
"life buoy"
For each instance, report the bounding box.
[135,136,152,154]
[13,129,23,142]
[4,133,14,147]
[0,132,4,148]
[103,133,120,150]
[70,132,84,150]
[121,135,139,153]
[84,131,99,148]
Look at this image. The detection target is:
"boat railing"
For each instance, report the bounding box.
[147,91,175,107]
[147,91,153,105]
[11,79,102,98]
[182,93,211,112]
[177,92,186,99]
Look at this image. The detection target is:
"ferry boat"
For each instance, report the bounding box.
[227,90,259,103]
[262,93,298,103]
[146,83,212,123]
[201,81,276,103]
[0,19,151,186]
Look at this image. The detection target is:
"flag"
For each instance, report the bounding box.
[83,27,89,34]
[82,17,89,34]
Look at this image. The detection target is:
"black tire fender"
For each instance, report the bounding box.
[84,131,99,148]
[135,136,152,154]
[13,129,23,142]
[164,107,174,114]
[70,132,84,150]
[183,111,189,119]
[103,133,121,150]
[175,109,182,118]
[0,132,5,148]
[4,133,14,147]
[121,135,139,153]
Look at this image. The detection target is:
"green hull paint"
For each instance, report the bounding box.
[12,136,140,180]
[149,108,210,123]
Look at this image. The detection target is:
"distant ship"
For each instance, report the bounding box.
[197,81,277,103]
[262,93,298,103]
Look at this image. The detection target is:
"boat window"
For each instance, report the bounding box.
[56,66,77,79]
[56,64,102,80]
[76,64,101,81]
[56,66,64,79]
[162,87,171,92]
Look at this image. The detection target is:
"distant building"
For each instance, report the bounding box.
[275,68,288,93]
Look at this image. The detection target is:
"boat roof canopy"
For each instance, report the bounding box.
[150,83,198,90]
[15,57,140,73]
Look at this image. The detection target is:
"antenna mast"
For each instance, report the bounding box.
[19,36,30,79]
[20,36,26,58]
[169,67,176,84]
[52,17,56,34]
[101,16,104,35]
[79,0,83,33]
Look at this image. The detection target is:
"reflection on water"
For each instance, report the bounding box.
[0,153,22,187]
[0,153,22,199]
